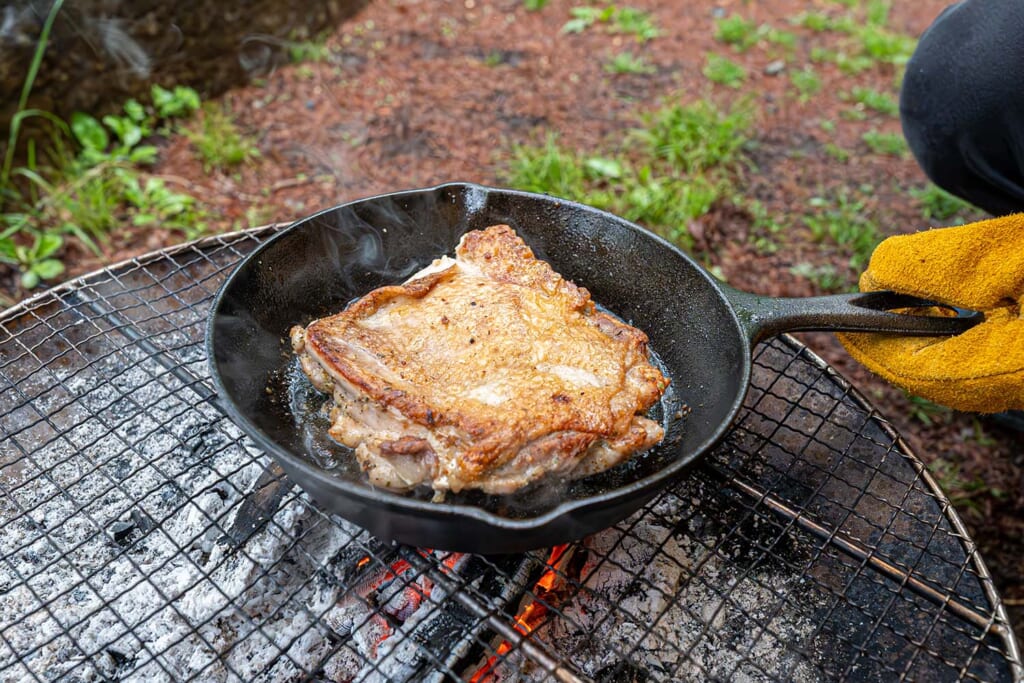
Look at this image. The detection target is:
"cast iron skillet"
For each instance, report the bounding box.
[206,183,980,554]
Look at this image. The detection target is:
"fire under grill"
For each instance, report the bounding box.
[0,227,1020,682]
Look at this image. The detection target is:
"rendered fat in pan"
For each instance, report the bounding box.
[206,183,981,553]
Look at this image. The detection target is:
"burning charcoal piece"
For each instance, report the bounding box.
[108,520,136,547]
[129,508,154,533]
[217,462,292,549]
[596,661,649,683]
[466,544,579,682]
[107,509,154,548]
[316,549,535,681]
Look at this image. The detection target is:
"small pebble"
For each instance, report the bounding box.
[764,60,786,76]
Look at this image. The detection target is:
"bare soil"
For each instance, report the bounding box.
[10,0,1024,631]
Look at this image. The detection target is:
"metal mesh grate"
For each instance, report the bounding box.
[0,227,1020,682]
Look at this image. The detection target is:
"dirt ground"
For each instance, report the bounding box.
[12,0,1024,632]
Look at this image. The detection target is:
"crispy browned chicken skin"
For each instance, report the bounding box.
[290,224,669,496]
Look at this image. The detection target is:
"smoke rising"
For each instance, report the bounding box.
[89,17,150,78]
[0,0,371,135]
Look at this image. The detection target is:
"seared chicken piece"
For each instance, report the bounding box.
[290,224,669,496]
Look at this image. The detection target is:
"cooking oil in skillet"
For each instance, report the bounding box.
[283,340,686,518]
[284,358,364,479]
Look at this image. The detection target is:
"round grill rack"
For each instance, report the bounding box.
[0,227,1020,682]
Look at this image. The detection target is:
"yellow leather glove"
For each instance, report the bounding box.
[837,214,1024,412]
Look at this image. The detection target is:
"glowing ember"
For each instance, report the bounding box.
[470,544,575,683]
[352,550,468,653]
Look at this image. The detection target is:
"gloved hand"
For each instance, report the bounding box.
[837,214,1024,412]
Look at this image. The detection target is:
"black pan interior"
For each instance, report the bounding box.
[208,183,749,521]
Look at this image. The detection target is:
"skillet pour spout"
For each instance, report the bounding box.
[206,182,982,554]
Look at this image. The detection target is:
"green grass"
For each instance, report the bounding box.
[862,129,907,156]
[836,52,876,74]
[927,456,995,516]
[763,27,798,49]
[604,51,656,74]
[804,190,883,269]
[563,5,660,42]
[794,7,857,32]
[288,40,331,63]
[792,10,854,33]
[964,418,999,448]
[910,183,979,222]
[789,67,821,101]
[790,262,847,292]
[504,99,754,251]
[523,0,549,10]
[0,83,210,288]
[634,99,753,173]
[797,0,915,72]
[612,7,660,41]
[703,53,746,88]
[907,394,952,426]
[809,46,833,64]
[793,12,832,32]
[149,84,201,121]
[183,104,260,172]
[824,143,850,163]
[506,142,718,249]
[841,107,868,121]
[743,198,787,254]
[865,0,891,26]
[0,229,63,290]
[714,15,759,52]
[506,134,588,200]
[618,171,720,237]
[858,25,915,64]
[849,87,898,116]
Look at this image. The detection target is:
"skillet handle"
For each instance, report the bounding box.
[723,288,985,347]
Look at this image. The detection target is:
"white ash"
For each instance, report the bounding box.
[0,346,454,683]
[491,476,826,683]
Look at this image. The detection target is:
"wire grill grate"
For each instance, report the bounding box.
[0,227,1019,682]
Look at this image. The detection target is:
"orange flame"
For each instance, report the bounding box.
[355,550,468,652]
[469,544,573,683]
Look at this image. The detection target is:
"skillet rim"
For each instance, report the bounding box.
[204,182,753,530]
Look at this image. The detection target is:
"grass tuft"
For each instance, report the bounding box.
[790,262,847,292]
[634,99,753,173]
[910,184,980,222]
[183,104,260,173]
[504,99,754,251]
[703,53,746,88]
[849,87,899,116]
[862,129,907,156]
[563,5,660,42]
[0,83,211,288]
[714,15,759,52]
[804,190,883,269]
[604,51,656,74]
[506,134,588,200]
[789,67,822,101]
